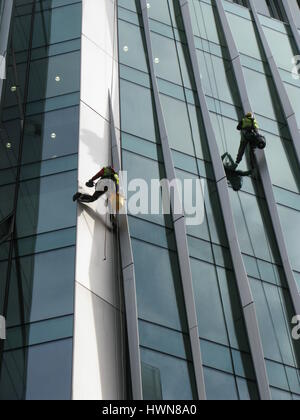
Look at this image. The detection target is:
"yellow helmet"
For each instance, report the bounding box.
[246,112,254,118]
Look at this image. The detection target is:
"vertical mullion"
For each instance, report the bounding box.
[139,0,207,401]
[180,0,271,400]
[110,97,143,400]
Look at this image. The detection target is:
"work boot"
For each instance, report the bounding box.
[73,192,81,202]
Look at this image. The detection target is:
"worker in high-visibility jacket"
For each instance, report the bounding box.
[73,166,119,203]
[235,112,260,166]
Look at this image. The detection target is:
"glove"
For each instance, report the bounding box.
[86,180,94,188]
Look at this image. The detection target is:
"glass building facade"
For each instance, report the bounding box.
[0,0,300,401]
[118,0,300,401]
[0,0,82,400]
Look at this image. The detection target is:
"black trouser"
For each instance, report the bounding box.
[236,130,258,165]
[78,191,104,203]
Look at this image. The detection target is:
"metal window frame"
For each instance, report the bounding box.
[180,0,271,400]
[138,0,207,401]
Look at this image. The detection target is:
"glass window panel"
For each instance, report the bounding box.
[196,50,239,106]
[226,11,262,60]
[270,387,292,401]
[217,267,250,352]
[262,25,296,72]
[204,367,238,401]
[0,339,73,400]
[148,0,172,26]
[122,150,170,227]
[191,0,225,45]
[284,83,300,129]
[0,119,21,169]
[32,3,82,48]
[141,362,163,400]
[201,339,233,374]
[16,170,77,237]
[188,236,214,263]
[5,315,73,351]
[278,205,300,272]
[229,190,280,264]
[160,94,195,156]
[150,32,183,86]
[176,169,228,246]
[266,359,289,391]
[141,347,196,400]
[122,132,163,162]
[21,106,79,164]
[132,239,188,332]
[27,51,81,103]
[14,227,76,258]
[120,80,159,143]
[236,378,259,401]
[118,20,148,73]
[191,258,229,345]
[20,154,78,181]
[286,366,300,395]
[188,104,211,161]
[139,320,192,360]
[264,132,298,193]
[0,184,15,220]
[263,284,299,367]
[250,278,299,366]
[242,67,283,123]
[232,350,256,381]
[0,259,8,311]
[274,186,300,212]
[118,0,139,13]
[6,247,75,326]
[128,216,176,251]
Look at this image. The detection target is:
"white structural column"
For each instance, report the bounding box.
[139,0,207,400]
[72,0,127,400]
[180,0,271,400]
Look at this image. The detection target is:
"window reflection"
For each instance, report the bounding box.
[6,247,75,327]
[141,347,196,400]
[21,106,79,164]
[0,339,73,400]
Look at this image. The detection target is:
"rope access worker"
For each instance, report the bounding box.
[73,166,119,203]
[235,112,266,168]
